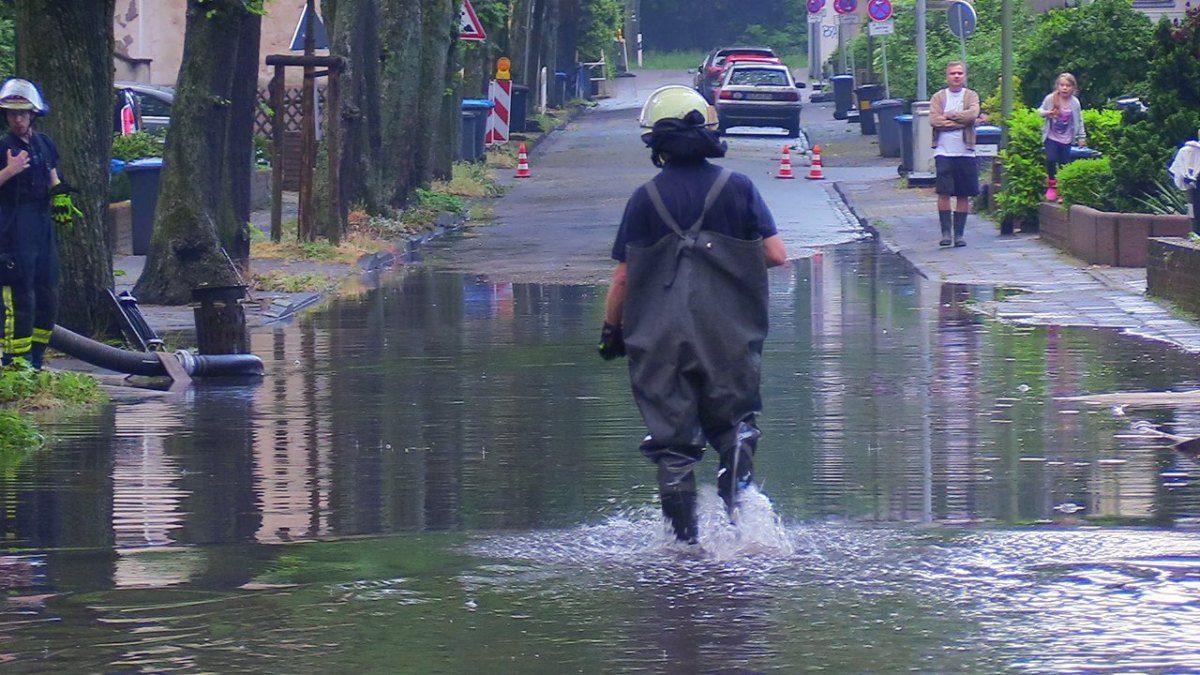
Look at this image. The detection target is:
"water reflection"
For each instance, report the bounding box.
[0,242,1199,669]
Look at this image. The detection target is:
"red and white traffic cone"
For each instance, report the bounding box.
[514,143,531,178]
[776,145,795,179]
[805,144,825,180]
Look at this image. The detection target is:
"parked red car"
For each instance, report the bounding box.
[693,47,778,104]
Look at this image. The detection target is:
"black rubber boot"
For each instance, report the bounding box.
[661,491,698,544]
[716,422,760,516]
[938,210,952,247]
[953,211,967,247]
[647,445,704,544]
[29,342,46,370]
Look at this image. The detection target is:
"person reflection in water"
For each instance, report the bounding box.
[597,86,788,544]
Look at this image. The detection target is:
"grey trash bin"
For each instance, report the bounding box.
[832,75,855,120]
[125,157,163,255]
[510,84,529,133]
[896,114,914,172]
[872,99,907,157]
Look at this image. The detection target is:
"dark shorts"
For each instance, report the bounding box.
[935,155,979,197]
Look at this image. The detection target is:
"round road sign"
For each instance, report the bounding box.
[868,0,892,21]
[834,0,857,14]
[947,0,977,38]
[807,0,826,13]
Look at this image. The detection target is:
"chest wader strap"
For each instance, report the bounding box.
[643,168,733,287]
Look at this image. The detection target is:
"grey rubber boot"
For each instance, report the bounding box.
[938,210,952,247]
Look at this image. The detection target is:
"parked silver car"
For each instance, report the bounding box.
[714,63,803,138]
[114,82,174,134]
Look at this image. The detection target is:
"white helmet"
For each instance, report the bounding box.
[638,85,716,131]
[0,78,47,115]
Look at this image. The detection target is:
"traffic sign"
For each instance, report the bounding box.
[290,3,329,51]
[946,0,977,39]
[459,0,487,42]
[868,0,893,21]
[868,19,894,35]
[807,0,826,13]
[834,0,858,14]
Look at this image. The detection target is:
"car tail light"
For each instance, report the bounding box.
[718,90,734,100]
[777,91,800,102]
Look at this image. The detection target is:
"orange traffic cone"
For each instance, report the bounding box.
[776,145,795,179]
[805,145,825,180]
[515,143,531,178]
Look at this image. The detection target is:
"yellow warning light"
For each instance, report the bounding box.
[496,57,512,80]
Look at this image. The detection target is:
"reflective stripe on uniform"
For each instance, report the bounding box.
[32,327,51,344]
[8,335,30,355]
[1,286,12,354]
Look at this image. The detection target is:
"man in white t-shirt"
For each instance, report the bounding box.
[929,61,981,247]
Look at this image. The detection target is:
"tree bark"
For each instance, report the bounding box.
[225,9,263,268]
[134,0,246,304]
[14,1,116,335]
[415,0,455,183]
[378,0,425,208]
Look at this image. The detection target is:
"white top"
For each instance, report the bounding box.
[935,89,972,157]
[1168,141,1200,191]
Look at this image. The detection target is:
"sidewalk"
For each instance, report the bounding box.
[813,101,1200,354]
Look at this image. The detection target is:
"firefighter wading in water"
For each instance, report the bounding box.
[0,78,81,369]
[599,86,788,544]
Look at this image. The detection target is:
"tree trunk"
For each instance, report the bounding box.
[14,1,116,335]
[134,0,246,304]
[225,9,263,268]
[415,0,454,183]
[378,0,425,208]
[325,0,383,215]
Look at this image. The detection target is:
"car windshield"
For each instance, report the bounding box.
[728,69,789,87]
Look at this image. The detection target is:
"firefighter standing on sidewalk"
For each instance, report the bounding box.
[0,78,80,369]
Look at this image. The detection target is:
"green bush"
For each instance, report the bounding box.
[1107,117,1178,211]
[1056,157,1118,211]
[995,107,1047,224]
[1080,108,1121,156]
[111,130,166,161]
[1019,0,1153,108]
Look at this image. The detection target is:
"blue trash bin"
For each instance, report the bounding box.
[1067,146,1102,162]
[553,71,567,107]
[896,114,914,172]
[460,99,494,162]
[124,158,163,255]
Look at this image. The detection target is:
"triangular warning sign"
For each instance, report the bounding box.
[290,3,329,51]
[459,0,487,42]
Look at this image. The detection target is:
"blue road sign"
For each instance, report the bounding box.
[290,4,330,51]
[946,0,977,39]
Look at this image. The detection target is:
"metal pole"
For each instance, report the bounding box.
[916,0,927,100]
[1001,0,1013,144]
[838,20,847,73]
[882,37,890,98]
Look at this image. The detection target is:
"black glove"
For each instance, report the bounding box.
[49,181,77,196]
[597,322,626,360]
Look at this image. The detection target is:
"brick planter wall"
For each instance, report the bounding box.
[1038,203,1193,267]
[1147,237,1200,316]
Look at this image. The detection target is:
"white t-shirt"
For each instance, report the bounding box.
[935,89,973,157]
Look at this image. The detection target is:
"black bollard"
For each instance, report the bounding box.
[191,285,249,355]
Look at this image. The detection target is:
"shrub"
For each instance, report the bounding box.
[1107,118,1178,211]
[1080,108,1121,156]
[1056,157,1118,211]
[111,130,165,161]
[1019,0,1153,108]
[995,107,1047,224]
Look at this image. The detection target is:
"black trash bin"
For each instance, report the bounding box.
[191,285,249,355]
[124,157,163,255]
[896,114,914,172]
[872,99,907,157]
[832,75,855,120]
[855,84,886,135]
[553,71,567,107]
[460,99,494,162]
[510,84,530,133]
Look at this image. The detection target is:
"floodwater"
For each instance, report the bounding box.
[4,242,1200,672]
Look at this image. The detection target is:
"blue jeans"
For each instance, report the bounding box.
[1044,139,1072,178]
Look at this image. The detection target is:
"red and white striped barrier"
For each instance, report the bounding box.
[485,79,511,145]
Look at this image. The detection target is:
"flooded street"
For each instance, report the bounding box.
[5,242,1200,672]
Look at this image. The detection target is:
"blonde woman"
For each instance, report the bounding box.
[1038,73,1086,201]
